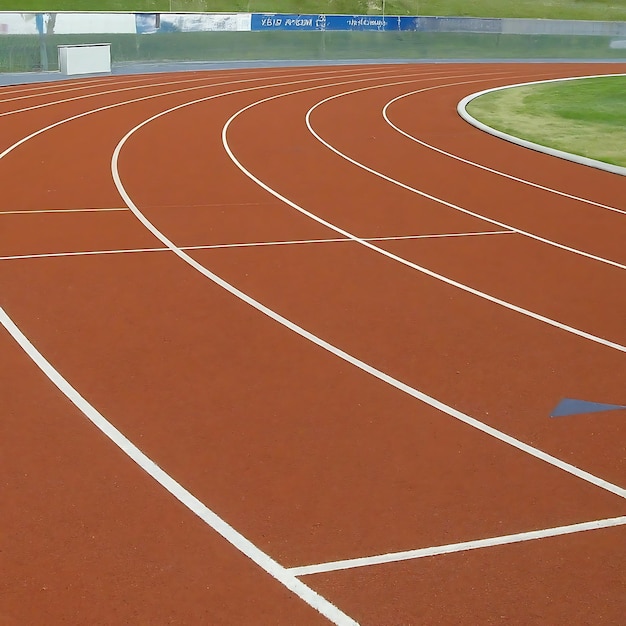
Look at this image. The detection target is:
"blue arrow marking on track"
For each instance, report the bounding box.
[550,398,626,418]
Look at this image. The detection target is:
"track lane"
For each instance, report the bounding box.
[0,325,332,626]
[219,70,626,338]
[304,523,626,625]
[384,88,626,219]
[384,63,626,211]
[2,64,625,625]
[111,62,621,482]
[306,72,626,267]
[0,74,135,100]
[0,73,182,109]
[2,67,414,626]
[0,210,160,258]
[111,66,624,502]
[213,80,623,358]
[182,241,626,484]
[2,64,450,624]
[4,249,625,565]
[0,66,386,156]
[376,232,626,343]
[217,71,625,479]
[0,67,392,215]
[113,66,619,623]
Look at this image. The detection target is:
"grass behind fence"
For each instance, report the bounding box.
[1,0,626,21]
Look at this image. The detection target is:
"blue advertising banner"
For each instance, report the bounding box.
[250,14,419,32]
[251,14,324,31]
[326,15,391,31]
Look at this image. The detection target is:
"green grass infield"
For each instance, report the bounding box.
[466,75,626,168]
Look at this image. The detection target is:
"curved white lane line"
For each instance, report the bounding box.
[221,80,626,352]
[0,75,123,99]
[0,67,431,626]
[0,307,358,626]
[0,66,399,163]
[3,70,623,626]
[0,64,383,118]
[0,73,224,118]
[0,73,186,105]
[384,79,626,216]
[457,74,626,178]
[306,83,626,270]
[112,75,626,503]
[0,77,129,104]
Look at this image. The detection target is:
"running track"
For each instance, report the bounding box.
[1,62,625,624]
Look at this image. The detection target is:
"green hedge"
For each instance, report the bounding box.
[2,31,625,73]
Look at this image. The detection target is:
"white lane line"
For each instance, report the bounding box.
[0,76,121,99]
[221,81,626,353]
[287,515,626,576]
[0,247,168,261]
[0,71,182,98]
[0,201,283,215]
[306,82,626,271]
[0,207,128,215]
[0,202,281,215]
[0,66,421,168]
[0,66,367,103]
[0,230,515,262]
[0,71,279,117]
[112,92,626,501]
[0,67,433,626]
[0,74,171,105]
[0,307,358,626]
[384,77,626,216]
[0,74,218,118]
[0,65,396,119]
[145,201,277,209]
[0,76,100,91]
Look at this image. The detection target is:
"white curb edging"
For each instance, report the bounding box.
[457,74,626,177]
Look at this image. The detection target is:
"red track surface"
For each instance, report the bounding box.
[1,63,625,624]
